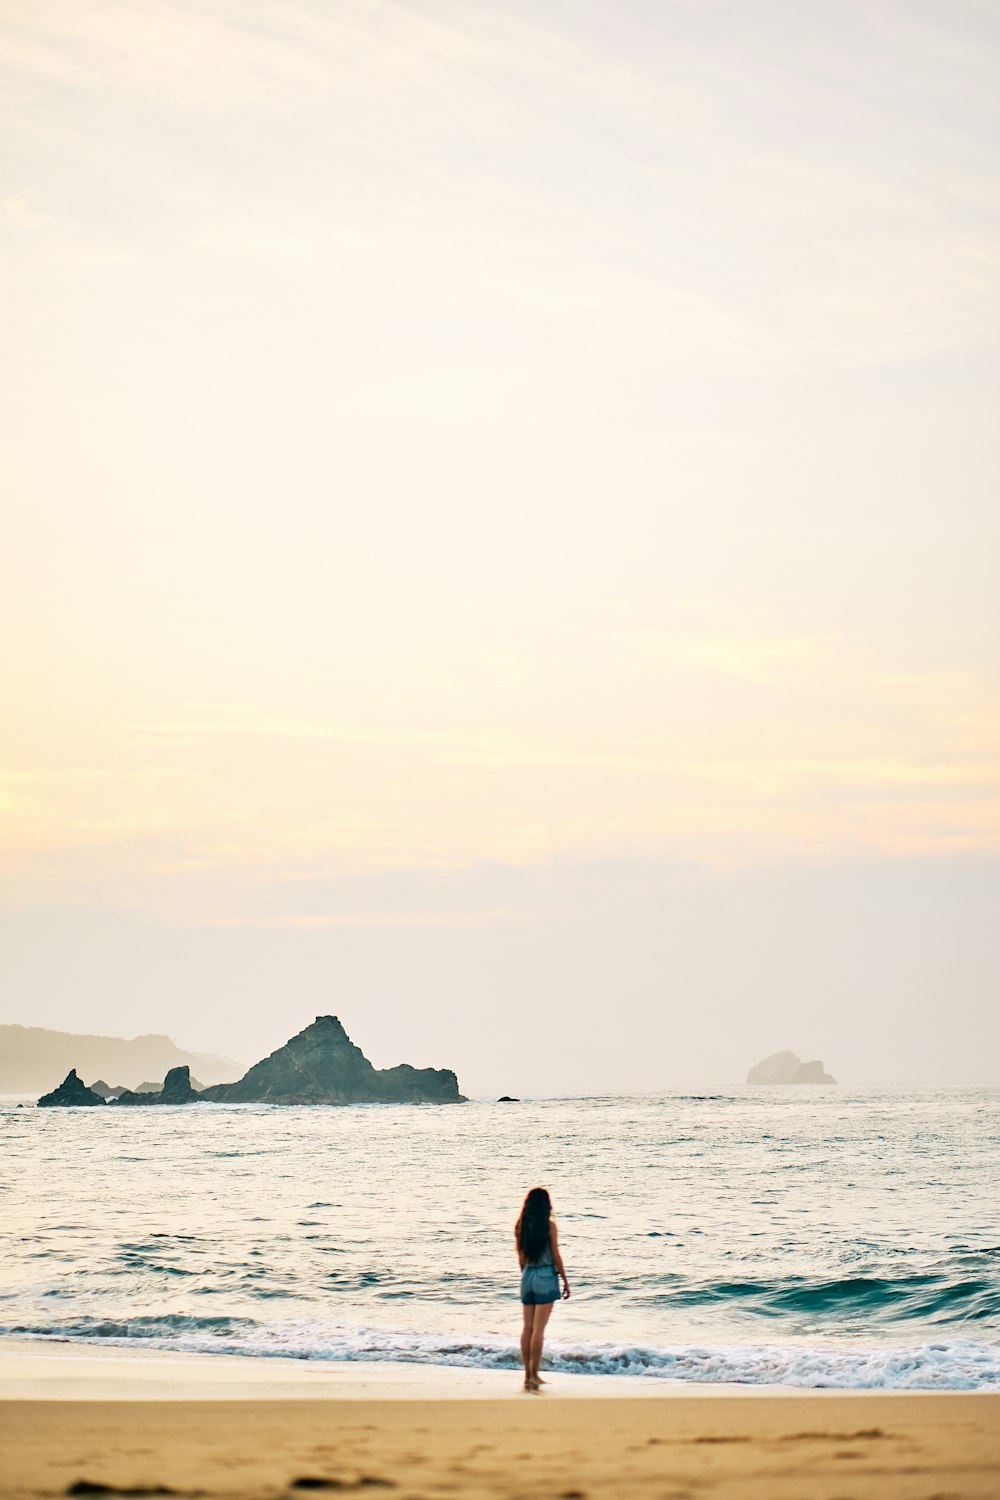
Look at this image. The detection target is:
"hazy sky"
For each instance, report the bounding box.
[2,1,998,1092]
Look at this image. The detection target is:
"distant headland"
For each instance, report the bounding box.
[0,1023,238,1094]
[746,1050,836,1084]
[37,1015,465,1107]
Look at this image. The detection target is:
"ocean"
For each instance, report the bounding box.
[2,1086,999,1390]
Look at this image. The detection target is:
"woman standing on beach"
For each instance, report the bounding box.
[516,1186,570,1391]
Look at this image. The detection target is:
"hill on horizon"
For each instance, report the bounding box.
[0,1024,241,1094]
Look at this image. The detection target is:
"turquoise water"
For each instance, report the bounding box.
[2,1087,999,1388]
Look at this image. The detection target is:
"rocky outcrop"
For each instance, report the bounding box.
[39,1020,464,1108]
[200,1016,465,1105]
[746,1051,836,1084]
[89,1079,128,1100]
[376,1062,464,1104]
[37,1069,107,1107]
[122,1074,205,1096]
[115,1066,202,1106]
[497,1095,520,1102]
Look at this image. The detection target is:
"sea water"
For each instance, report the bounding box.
[2,1087,998,1389]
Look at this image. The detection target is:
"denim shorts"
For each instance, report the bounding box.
[520,1263,560,1306]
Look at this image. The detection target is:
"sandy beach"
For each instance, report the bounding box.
[2,1344,999,1500]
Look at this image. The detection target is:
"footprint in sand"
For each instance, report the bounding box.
[290,1479,396,1492]
[67,1486,179,1497]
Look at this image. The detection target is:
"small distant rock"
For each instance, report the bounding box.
[746,1050,800,1084]
[37,1069,107,1107]
[746,1051,836,1085]
[115,1066,201,1107]
[792,1058,836,1084]
[497,1095,520,1102]
[115,1074,202,1097]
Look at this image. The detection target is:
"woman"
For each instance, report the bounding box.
[515,1186,570,1390]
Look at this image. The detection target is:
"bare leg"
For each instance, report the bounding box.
[528,1300,554,1385]
[520,1305,535,1387]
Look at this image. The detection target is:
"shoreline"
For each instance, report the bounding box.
[3,1335,997,1402]
[3,1332,995,1398]
[0,1336,792,1401]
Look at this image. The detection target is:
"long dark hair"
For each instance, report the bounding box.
[516,1186,552,1264]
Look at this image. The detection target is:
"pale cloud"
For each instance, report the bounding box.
[621,627,821,685]
[4,2,997,373]
[3,629,998,922]
[0,195,47,229]
[198,909,521,930]
[1,1,998,933]
[48,245,136,267]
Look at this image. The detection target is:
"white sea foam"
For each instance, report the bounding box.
[5,1319,999,1391]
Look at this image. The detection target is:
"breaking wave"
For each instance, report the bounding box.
[4,1315,999,1391]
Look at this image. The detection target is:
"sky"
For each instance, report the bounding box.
[2,1,998,1093]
